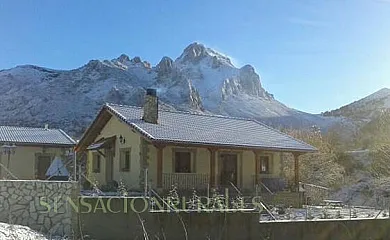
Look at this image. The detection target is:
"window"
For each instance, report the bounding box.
[260,156,270,174]
[174,151,192,173]
[92,153,101,173]
[120,148,131,172]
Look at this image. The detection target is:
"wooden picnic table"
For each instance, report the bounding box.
[322,199,343,208]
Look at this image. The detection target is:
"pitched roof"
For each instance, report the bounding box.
[102,103,316,152]
[0,126,76,146]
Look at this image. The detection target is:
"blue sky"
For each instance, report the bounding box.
[0,0,389,114]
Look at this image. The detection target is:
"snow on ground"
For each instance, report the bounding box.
[330,150,382,207]
[0,222,69,240]
[328,150,390,209]
[0,222,47,240]
[80,190,144,197]
[260,205,389,222]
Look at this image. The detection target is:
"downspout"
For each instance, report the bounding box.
[74,149,77,181]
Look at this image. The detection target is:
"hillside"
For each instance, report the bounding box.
[323,88,390,121]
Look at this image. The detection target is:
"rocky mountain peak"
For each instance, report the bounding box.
[84,60,104,71]
[176,42,207,63]
[156,56,174,76]
[184,42,206,56]
[356,87,390,104]
[131,56,142,64]
[370,88,390,99]
[142,61,151,69]
[117,54,130,63]
[240,64,255,74]
[176,42,233,67]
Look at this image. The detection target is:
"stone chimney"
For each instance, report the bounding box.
[143,88,158,124]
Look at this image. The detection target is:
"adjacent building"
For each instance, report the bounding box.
[0,125,76,179]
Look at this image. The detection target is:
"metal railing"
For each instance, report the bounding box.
[252,175,287,193]
[162,173,209,190]
[300,182,330,205]
[259,182,274,195]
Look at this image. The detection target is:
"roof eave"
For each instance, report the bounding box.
[105,104,155,140]
[75,105,111,152]
[0,141,75,148]
[77,104,318,155]
[150,139,317,153]
[58,129,77,144]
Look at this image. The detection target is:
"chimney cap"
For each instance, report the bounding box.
[146,88,157,97]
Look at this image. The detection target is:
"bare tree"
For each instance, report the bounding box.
[282,126,345,189]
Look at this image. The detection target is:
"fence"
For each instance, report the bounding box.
[162,173,209,190]
[300,182,330,205]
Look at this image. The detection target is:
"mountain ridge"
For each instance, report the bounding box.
[323,88,390,121]
[0,42,355,137]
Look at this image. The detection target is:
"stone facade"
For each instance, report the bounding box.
[139,138,150,190]
[142,91,158,124]
[0,180,79,237]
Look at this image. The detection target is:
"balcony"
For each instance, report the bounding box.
[162,173,209,190]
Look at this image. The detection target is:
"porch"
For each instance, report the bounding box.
[152,145,303,194]
[160,172,305,208]
[161,173,293,192]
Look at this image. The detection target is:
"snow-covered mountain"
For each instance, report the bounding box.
[0,42,342,137]
[323,88,390,122]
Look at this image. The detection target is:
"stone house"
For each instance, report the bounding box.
[76,89,316,199]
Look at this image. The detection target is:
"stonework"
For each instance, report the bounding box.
[139,138,150,190]
[143,94,158,124]
[0,180,79,237]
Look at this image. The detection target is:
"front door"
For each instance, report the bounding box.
[219,153,238,186]
[105,148,114,183]
[37,156,51,180]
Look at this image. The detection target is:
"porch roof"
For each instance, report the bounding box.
[87,136,116,150]
[91,103,316,153]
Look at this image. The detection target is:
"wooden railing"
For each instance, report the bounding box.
[162,173,209,190]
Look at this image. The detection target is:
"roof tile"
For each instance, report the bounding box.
[106,103,316,152]
[0,126,76,146]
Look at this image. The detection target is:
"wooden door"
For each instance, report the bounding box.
[105,148,114,183]
[219,153,238,186]
[37,156,51,180]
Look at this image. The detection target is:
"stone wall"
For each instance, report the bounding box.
[80,197,390,240]
[0,180,79,237]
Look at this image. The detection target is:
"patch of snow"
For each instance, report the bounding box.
[0,222,65,240]
[259,206,387,222]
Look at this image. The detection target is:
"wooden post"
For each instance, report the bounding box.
[293,152,301,192]
[253,151,260,185]
[155,144,165,188]
[208,148,217,187]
